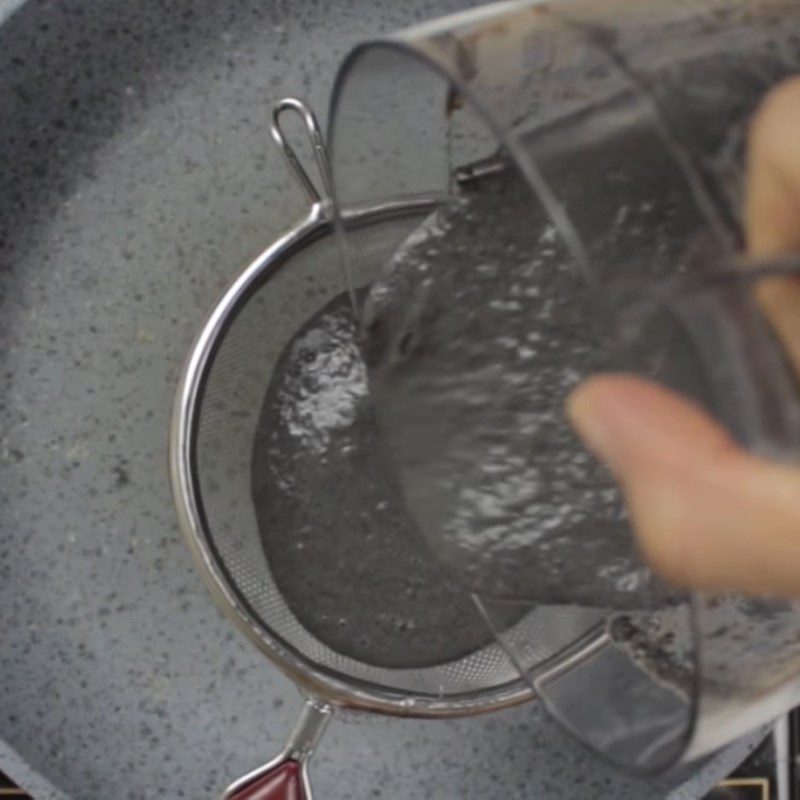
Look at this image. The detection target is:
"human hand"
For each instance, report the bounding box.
[567,77,800,598]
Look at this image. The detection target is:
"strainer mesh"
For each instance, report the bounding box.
[193,210,595,698]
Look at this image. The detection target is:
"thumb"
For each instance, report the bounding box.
[567,374,800,597]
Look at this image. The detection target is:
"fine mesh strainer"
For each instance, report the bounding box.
[169,98,596,800]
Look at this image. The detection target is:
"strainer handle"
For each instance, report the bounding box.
[225,760,303,800]
[221,699,330,800]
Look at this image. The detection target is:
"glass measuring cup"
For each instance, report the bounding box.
[328,0,800,773]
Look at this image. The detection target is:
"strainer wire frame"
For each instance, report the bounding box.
[169,98,535,721]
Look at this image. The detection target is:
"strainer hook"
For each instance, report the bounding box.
[271,97,333,205]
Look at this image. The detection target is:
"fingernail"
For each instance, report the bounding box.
[567,375,721,478]
[566,383,626,472]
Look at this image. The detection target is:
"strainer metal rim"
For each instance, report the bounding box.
[169,195,535,718]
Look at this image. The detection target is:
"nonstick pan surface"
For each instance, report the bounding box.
[0,1,764,797]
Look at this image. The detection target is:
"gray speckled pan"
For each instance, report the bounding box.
[0,1,763,797]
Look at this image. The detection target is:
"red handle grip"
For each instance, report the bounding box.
[226,760,305,800]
